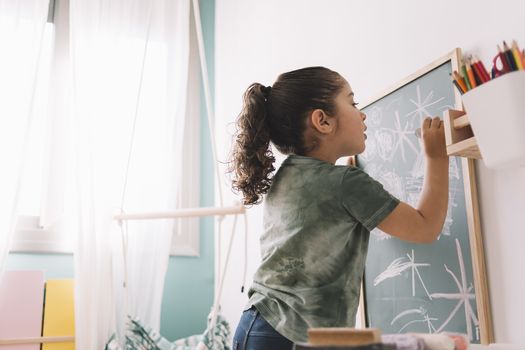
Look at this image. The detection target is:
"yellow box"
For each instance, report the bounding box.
[42,280,75,350]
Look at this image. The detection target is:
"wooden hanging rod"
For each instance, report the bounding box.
[113,204,246,221]
[0,336,74,345]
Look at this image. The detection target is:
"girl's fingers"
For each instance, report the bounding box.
[423,117,432,129]
[430,117,441,128]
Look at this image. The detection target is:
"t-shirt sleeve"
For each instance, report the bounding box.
[341,166,400,231]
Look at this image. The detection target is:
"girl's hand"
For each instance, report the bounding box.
[420,117,448,159]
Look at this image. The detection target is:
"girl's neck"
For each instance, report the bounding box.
[304,148,338,164]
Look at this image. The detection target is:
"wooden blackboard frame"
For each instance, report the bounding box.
[356,49,493,344]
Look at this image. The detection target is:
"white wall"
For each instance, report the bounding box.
[214,0,525,345]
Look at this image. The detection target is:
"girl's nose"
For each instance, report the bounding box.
[361,113,367,121]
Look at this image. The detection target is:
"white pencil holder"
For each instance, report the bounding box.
[462,70,525,169]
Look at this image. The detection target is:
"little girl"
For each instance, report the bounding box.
[229,67,449,350]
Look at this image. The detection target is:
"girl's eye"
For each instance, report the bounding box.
[352,102,359,107]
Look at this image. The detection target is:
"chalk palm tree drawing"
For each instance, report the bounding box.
[374,249,432,299]
[391,307,438,333]
[430,238,479,341]
[386,240,478,340]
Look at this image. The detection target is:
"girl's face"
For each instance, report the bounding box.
[331,81,367,156]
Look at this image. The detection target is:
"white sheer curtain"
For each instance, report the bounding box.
[0,0,49,274]
[68,0,190,348]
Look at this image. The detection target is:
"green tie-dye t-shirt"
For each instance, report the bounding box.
[247,155,400,343]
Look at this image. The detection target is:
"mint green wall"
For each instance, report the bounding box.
[6,253,74,279]
[5,0,215,342]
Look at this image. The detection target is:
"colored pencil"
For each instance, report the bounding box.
[461,65,472,90]
[451,78,465,94]
[449,73,465,94]
[498,44,512,73]
[511,40,524,70]
[465,61,477,88]
[472,55,491,82]
[503,41,518,71]
[453,70,468,92]
[469,58,485,84]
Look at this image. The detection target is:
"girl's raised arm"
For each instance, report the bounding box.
[376,117,449,244]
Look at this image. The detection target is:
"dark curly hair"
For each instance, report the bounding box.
[230,67,345,205]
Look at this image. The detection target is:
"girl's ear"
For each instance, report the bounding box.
[309,109,334,134]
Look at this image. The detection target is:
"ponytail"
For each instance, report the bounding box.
[230,83,276,205]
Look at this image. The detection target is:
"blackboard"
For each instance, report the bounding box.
[358,50,492,344]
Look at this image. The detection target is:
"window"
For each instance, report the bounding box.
[11,6,64,253]
[12,0,201,256]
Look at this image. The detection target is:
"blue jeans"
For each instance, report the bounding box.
[232,306,294,350]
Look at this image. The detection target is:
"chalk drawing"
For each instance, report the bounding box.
[430,239,479,341]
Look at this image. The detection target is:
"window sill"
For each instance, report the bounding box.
[12,215,200,257]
